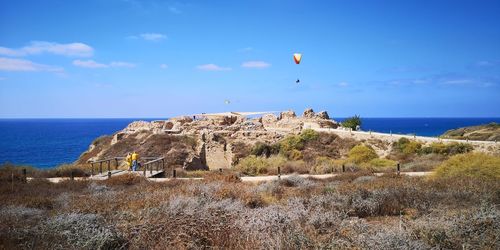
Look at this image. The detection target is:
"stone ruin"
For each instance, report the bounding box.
[82,108,338,170]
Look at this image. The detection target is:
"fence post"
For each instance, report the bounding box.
[22,168,27,183]
[108,171,111,179]
[278,166,281,180]
[173,169,177,178]
[397,163,400,176]
[150,163,153,175]
[99,162,103,175]
[107,160,111,173]
[70,170,74,181]
[143,164,147,176]
[342,164,345,173]
[91,163,94,176]
[162,159,165,171]
[115,158,119,170]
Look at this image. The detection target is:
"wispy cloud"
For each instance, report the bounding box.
[239,47,253,52]
[373,73,498,88]
[73,60,136,69]
[338,82,349,87]
[472,60,500,68]
[241,61,271,69]
[169,6,181,14]
[129,33,167,42]
[160,64,168,69]
[197,64,231,71]
[0,57,63,72]
[73,60,108,68]
[109,61,136,68]
[378,66,430,74]
[0,41,93,57]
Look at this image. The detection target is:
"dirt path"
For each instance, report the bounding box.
[31,171,433,183]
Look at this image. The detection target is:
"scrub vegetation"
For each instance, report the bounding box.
[1,129,499,249]
[1,171,498,249]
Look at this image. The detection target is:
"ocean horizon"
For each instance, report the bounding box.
[1,117,499,168]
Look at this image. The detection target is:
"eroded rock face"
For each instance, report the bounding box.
[303,108,315,118]
[317,111,329,120]
[78,109,339,170]
[279,110,296,119]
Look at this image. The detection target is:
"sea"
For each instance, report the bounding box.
[0,118,499,168]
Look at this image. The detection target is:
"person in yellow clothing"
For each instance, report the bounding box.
[125,152,132,171]
[131,151,139,171]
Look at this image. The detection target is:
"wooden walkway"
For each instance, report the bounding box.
[88,156,166,179]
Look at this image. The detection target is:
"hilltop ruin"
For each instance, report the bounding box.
[77,108,338,170]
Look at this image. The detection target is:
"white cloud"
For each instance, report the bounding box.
[160,64,168,69]
[442,79,475,85]
[0,57,63,72]
[0,41,93,57]
[197,64,231,71]
[338,82,349,87]
[73,60,108,68]
[73,60,136,69]
[139,33,167,41]
[241,61,271,69]
[110,61,136,68]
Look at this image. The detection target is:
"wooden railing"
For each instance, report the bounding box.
[88,156,165,177]
[142,157,165,176]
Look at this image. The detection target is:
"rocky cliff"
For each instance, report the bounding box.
[77,109,338,170]
[442,123,500,141]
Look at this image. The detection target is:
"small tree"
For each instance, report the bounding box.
[342,115,362,131]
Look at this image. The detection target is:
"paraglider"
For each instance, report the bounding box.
[293,53,302,64]
[224,99,231,105]
[293,53,302,83]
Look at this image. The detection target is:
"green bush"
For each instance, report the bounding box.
[311,156,336,174]
[434,153,500,180]
[421,142,473,156]
[288,149,303,160]
[365,158,397,171]
[342,115,362,131]
[348,144,378,164]
[280,135,304,152]
[393,138,422,155]
[299,129,319,142]
[251,142,280,157]
[235,155,287,176]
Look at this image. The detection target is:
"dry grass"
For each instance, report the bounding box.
[1,168,498,249]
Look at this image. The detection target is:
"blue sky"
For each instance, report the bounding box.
[0,0,499,118]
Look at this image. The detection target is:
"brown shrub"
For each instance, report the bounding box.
[302,132,357,162]
[204,171,241,183]
[104,173,146,186]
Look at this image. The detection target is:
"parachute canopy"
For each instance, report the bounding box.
[224,99,231,105]
[293,53,302,64]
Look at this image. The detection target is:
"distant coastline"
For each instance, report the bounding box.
[1,117,499,168]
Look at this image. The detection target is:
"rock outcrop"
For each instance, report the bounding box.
[77,108,339,170]
[441,123,500,141]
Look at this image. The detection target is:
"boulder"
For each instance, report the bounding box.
[279,110,296,120]
[316,111,330,120]
[262,114,278,127]
[303,108,315,118]
[170,116,193,124]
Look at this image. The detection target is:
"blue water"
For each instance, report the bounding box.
[0,118,499,168]
[0,119,157,168]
